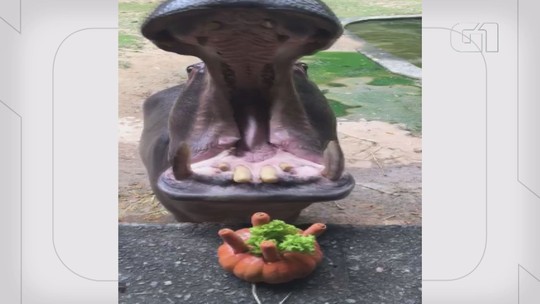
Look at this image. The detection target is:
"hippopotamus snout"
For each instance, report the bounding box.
[139,0,354,222]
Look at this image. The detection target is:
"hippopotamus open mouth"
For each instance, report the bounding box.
[139,0,355,222]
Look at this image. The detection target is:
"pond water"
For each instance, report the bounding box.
[302,52,422,134]
[346,18,422,68]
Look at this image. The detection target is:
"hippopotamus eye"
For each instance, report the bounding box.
[299,62,308,72]
[186,65,194,74]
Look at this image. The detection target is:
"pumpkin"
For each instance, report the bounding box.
[217,212,326,284]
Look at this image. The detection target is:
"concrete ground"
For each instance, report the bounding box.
[119,223,421,304]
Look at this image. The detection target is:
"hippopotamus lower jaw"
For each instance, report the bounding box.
[158,137,354,202]
[158,168,355,202]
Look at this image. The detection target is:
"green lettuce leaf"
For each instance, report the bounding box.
[245,220,315,255]
[278,234,315,254]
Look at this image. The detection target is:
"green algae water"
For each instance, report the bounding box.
[302,52,421,134]
[346,18,422,67]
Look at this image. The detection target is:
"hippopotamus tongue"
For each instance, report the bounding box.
[140,0,354,203]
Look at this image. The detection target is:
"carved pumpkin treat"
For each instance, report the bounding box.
[217,212,326,284]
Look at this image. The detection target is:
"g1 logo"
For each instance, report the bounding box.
[451,23,499,53]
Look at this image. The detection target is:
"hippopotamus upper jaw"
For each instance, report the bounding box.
[141,0,343,57]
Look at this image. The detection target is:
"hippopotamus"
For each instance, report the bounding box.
[139,0,355,222]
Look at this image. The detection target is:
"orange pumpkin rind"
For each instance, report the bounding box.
[218,228,250,253]
[251,212,271,226]
[217,212,325,284]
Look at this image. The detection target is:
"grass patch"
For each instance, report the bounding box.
[328,99,359,117]
[368,76,417,86]
[302,51,421,134]
[119,2,157,30]
[323,0,421,18]
[118,2,160,51]
[119,2,158,13]
[119,33,143,50]
[302,52,415,86]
